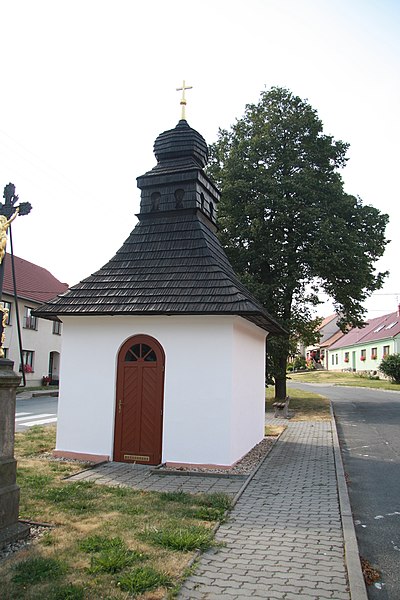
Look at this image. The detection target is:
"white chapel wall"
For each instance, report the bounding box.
[231,317,267,462]
[57,315,267,466]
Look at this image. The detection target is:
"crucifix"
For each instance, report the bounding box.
[176,80,193,120]
[0,183,32,360]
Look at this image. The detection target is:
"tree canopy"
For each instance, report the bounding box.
[208,87,389,398]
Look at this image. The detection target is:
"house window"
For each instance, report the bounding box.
[21,350,34,373]
[335,354,338,365]
[52,321,62,335]
[331,354,334,366]
[383,345,390,357]
[1,301,11,325]
[371,347,377,359]
[361,349,366,362]
[344,352,349,363]
[23,306,38,330]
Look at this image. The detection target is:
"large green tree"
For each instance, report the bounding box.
[208,87,389,399]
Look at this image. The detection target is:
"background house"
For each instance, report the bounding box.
[304,314,344,368]
[2,254,68,386]
[327,307,400,372]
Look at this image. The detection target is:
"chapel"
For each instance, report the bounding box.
[36,100,285,467]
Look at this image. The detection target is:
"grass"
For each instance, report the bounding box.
[12,556,67,585]
[0,425,233,600]
[265,424,286,437]
[117,566,171,595]
[140,524,215,552]
[266,386,331,421]
[289,369,400,391]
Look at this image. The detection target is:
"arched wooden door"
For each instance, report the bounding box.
[113,335,165,465]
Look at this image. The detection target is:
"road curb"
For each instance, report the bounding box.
[330,402,368,600]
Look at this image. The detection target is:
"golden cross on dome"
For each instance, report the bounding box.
[176,80,193,120]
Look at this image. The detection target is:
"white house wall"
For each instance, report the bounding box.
[328,337,398,372]
[4,294,62,385]
[57,315,268,467]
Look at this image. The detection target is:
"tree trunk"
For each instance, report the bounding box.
[274,349,288,399]
[274,376,287,400]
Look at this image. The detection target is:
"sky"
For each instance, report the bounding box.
[0,0,399,320]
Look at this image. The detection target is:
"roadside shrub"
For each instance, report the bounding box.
[379,354,400,383]
[293,356,306,371]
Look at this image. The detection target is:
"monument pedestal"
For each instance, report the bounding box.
[0,358,30,549]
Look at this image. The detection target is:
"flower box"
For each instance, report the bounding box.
[344,358,349,363]
[371,354,377,360]
[360,356,366,362]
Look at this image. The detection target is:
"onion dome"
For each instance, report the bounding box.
[153,119,208,168]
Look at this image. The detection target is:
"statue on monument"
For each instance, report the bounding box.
[0,208,19,264]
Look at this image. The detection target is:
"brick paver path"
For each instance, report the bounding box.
[69,461,246,497]
[178,421,350,599]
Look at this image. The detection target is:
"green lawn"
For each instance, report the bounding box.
[266,386,331,421]
[1,425,232,600]
[289,370,400,391]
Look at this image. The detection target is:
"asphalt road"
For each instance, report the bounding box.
[288,381,400,600]
[15,395,58,432]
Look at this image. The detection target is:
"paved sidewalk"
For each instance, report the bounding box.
[69,460,247,497]
[178,420,351,600]
[68,418,362,599]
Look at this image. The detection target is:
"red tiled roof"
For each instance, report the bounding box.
[2,254,68,303]
[329,311,400,350]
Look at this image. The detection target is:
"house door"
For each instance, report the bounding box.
[49,351,60,384]
[113,335,165,465]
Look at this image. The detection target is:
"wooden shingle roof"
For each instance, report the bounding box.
[34,120,285,335]
[35,211,284,333]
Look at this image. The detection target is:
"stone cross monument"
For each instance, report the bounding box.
[0,183,31,549]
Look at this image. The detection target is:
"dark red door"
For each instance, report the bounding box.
[113,335,165,465]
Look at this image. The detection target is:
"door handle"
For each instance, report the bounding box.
[118,399,123,414]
